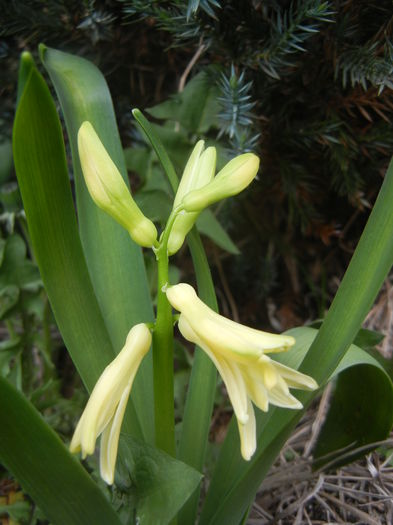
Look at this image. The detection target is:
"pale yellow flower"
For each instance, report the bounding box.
[166,283,318,460]
[181,153,259,213]
[78,121,157,247]
[168,140,216,255]
[70,323,151,484]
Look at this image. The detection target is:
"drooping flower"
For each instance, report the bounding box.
[70,323,151,484]
[166,283,318,460]
[78,121,157,247]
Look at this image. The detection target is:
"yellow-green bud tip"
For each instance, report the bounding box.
[182,153,260,212]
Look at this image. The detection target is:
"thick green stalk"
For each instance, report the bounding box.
[132,111,220,521]
[152,253,175,455]
[152,210,180,456]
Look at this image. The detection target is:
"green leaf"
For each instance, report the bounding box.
[13,60,143,439]
[0,140,13,184]
[0,376,122,525]
[201,156,393,524]
[0,238,6,265]
[135,189,172,224]
[0,501,31,522]
[353,327,385,350]
[121,435,202,525]
[16,51,35,104]
[0,337,21,380]
[0,285,19,319]
[124,146,153,181]
[147,70,220,134]
[313,364,393,469]
[196,209,240,254]
[0,234,41,292]
[40,45,154,443]
[132,109,179,192]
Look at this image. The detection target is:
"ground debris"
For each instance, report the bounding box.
[250,408,393,524]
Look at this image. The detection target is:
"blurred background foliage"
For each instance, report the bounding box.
[1,1,393,521]
[2,0,393,331]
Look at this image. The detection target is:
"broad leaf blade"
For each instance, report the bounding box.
[121,436,202,525]
[40,45,154,443]
[196,209,240,254]
[147,70,220,134]
[201,156,393,524]
[13,64,143,440]
[13,66,115,391]
[0,376,122,525]
[313,364,393,469]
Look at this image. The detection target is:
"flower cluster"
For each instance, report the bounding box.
[71,126,317,484]
[168,141,259,254]
[166,283,318,460]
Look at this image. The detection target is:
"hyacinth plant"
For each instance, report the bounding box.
[2,46,393,525]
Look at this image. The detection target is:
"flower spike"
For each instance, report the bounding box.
[166,283,318,460]
[70,323,151,484]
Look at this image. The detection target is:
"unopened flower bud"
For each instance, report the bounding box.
[173,140,205,207]
[78,121,157,247]
[168,142,216,255]
[181,153,259,212]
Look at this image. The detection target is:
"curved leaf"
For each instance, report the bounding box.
[201,156,393,525]
[13,58,145,449]
[196,209,240,254]
[40,45,154,443]
[121,435,202,525]
[0,376,122,525]
[313,364,393,469]
[13,64,118,394]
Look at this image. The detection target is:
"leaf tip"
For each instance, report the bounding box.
[38,43,48,62]
[21,51,35,67]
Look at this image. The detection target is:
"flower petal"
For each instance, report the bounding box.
[237,399,256,460]
[100,380,133,485]
[179,315,249,424]
[243,369,269,412]
[196,316,262,361]
[270,360,319,390]
[167,284,294,358]
[267,376,303,409]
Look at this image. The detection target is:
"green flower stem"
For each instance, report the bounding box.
[152,207,182,456]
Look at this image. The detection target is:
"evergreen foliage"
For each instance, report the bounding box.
[217,65,260,154]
